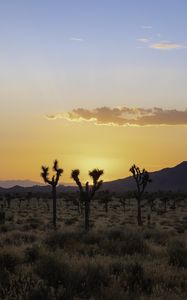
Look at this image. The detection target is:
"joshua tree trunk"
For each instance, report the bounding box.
[0,205,5,224]
[123,202,126,214]
[164,199,167,213]
[52,185,57,228]
[137,197,142,226]
[85,200,90,232]
[105,201,108,213]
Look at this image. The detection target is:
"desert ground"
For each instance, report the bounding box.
[0,192,187,300]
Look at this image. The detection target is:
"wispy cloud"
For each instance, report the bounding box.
[141,25,152,29]
[46,107,187,126]
[69,37,84,42]
[137,38,150,43]
[150,41,186,50]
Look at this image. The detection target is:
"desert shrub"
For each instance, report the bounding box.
[44,230,81,249]
[4,231,38,246]
[35,253,70,289]
[1,269,38,299]
[29,222,41,229]
[0,249,21,272]
[76,243,100,257]
[121,232,145,255]
[109,261,125,276]
[64,217,78,225]
[167,238,187,267]
[100,229,146,255]
[70,261,110,299]
[144,228,172,245]
[102,281,125,300]
[107,228,125,240]
[24,244,41,263]
[0,224,15,233]
[125,262,153,294]
[27,283,53,300]
[82,231,101,245]
[36,253,110,299]
[83,262,109,295]
[0,268,10,290]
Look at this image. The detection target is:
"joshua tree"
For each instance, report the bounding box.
[41,160,63,228]
[0,205,5,224]
[130,164,151,226]
[160,196,168,213]
[120,196,126,214]
[5,194,11,209]
[26,192,32,208]
[99,190,111,213]
[71,168,104,232]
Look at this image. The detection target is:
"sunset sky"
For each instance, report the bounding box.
[1,0,187,183]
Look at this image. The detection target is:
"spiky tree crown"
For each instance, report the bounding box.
[130,164,151,197]
[71,168,104,200]
[41,160,63,186]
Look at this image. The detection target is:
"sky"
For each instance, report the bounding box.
[0,0,187,183]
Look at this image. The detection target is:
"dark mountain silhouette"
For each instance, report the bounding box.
[0,162,187,194]
[0,184,76,195]
[102,161,187,192]
[0,180,75,189]
[0,180,44,189]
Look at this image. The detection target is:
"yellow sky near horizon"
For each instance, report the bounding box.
[1,113,186,183]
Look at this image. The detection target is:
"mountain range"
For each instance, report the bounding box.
[103,161,187,192]
[0,161,187,194]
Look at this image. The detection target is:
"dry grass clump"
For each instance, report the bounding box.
[0,248,22,272]
[1,230,38,246]
[167,238,187,267]
[143,227,174,245]
[35,253,110,299]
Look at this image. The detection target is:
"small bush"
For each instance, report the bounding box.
[0,269,10,289]
[35,254,70,288]
[168,238,187,267]
[144,228,169,245]
[125,262,153,294]
[109,261,124,276]
[44,230,81,249]
[0,249,21,272]
[24,245,41,263]
[100,229,146,255]
[71,261,110,299]
[27,283,53,300]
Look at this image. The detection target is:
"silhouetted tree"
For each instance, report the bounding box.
[160,196,168,213]
[5,193,11,209]
[130,164,151,226]
[71,168,103,232]
[99,190,111,213]
[41,160,63,228]
[146,193,157,212]
[0,204,5,224]
[120,196,126,214]
[26,192,32,208]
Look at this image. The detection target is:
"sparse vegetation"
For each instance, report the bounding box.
[0,165,187,299]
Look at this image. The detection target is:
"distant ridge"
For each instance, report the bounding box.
[0,162,187,193]
[0,180,76,189]
[102,161,187,192]
[0,180,43,189]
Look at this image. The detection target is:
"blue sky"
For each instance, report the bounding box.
[0,0,187,113]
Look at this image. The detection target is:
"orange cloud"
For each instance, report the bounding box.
[150,41,186,50]
[46,107,187,126]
